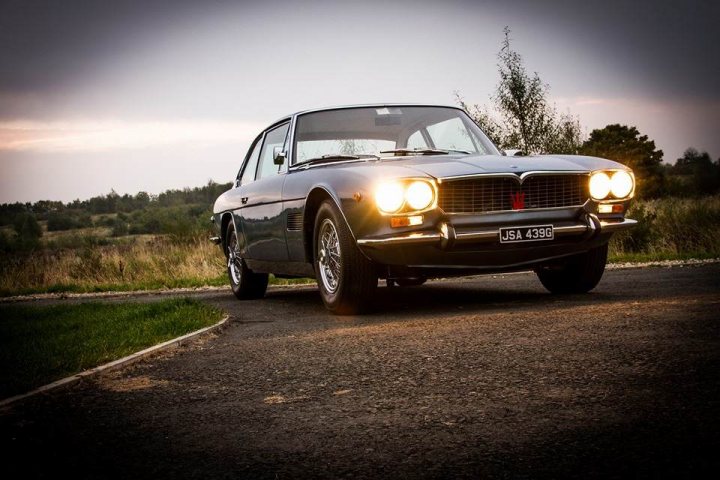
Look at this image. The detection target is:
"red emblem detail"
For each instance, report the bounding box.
[511,192,525,210]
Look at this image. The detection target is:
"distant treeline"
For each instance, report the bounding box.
[0,181,232,227]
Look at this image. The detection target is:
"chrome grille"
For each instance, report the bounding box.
[438,174,588,214]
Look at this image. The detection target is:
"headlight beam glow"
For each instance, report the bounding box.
[589,172,611,200]
[375,179,436,214]
[610,171,634,198]
[405,181,434,211]
[375,182,405,213]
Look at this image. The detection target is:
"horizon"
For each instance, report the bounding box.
[2,0,718,203]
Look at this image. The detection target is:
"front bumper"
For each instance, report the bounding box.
[356,213,636,269]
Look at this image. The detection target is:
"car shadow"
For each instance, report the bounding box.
[261,280,626,324]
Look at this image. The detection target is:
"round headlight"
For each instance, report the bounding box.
[375,182,405,213]
[589,172,611,200]
[610,171,633,198]
[405,181,434,211]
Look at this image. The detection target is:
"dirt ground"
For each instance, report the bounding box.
[2,264,719,479]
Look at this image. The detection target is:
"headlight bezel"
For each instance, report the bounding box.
[374,178,438,215]
[589,169,635,201]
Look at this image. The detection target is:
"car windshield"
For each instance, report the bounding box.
[293,106,500,165]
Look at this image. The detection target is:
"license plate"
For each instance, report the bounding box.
[499,225,554,244]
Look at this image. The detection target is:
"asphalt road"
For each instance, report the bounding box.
[2,264,720,479]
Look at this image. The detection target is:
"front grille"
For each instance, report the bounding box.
[438,174,588,214]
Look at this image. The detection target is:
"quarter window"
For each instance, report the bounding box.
[257,123,290,180]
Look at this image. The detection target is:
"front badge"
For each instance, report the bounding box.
[510,192,525,210]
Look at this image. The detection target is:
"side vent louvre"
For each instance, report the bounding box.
[287,211,303,231]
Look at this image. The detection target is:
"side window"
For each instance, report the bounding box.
[257,123,290,180]
[239,136,263,186]
[407,130,428,149]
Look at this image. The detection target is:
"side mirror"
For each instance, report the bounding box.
[504,149,525,157]
[273,147,286,165]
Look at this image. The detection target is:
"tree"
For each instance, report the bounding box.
[670,148,720,195]
[457,27,583,155]
[12,213,42,249]
[579,124,665,198]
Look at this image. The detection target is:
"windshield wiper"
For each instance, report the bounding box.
[380,148,472,156]
[299,153,380,166]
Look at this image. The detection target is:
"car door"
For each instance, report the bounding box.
[239,121,290,262]
[227,133,263,258]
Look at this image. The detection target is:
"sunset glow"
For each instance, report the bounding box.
[0,120,261,152]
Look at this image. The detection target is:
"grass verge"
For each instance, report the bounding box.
[1,196,718,297]
[0,298,223,399]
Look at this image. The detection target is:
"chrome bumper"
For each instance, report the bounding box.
[356,216,637,248]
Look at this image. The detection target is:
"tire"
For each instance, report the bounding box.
[396,277,426,287]
[225,222,268,300]
[313,201,378,314]
[536,243,608,294]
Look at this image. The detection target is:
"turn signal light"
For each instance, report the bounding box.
[391,215,423,228]
[598,204,624,214]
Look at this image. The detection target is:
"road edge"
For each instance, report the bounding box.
[0,314,230,409]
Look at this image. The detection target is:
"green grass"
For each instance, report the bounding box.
[0,274,229,298]
[0,298,223,399]
[0,274,314,297]
[608,251,719,263]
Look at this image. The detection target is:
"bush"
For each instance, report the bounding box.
[12,213,42,250]
[125,204,211,240]
[610,196,720,257]
[612,203,656,252]
[111,218,129,237]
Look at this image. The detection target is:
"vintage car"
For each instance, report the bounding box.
[211,104,636,314]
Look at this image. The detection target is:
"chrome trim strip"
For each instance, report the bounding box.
[437,170,590,183]
[599,218,637,232]
[443,202,589,216]
[357,232,442,246]
[356,218,637,248]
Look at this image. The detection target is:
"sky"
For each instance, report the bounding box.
[1,0,718,203]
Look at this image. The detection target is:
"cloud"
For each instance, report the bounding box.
[0,119,262,152]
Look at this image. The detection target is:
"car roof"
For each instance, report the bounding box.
[266,103,465,130]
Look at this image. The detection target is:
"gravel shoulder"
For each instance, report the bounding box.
[2,264,719,479]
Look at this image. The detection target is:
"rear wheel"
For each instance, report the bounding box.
[536,243,608,294]
[225,222,268,300]
[314,201,377,314]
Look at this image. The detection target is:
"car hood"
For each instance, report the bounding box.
[383,154,627,179]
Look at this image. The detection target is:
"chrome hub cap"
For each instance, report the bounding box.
[318,219,341,293]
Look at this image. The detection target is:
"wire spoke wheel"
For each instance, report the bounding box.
[227,230,243,285]
[317,219,341,293]
[313,201,377,314]
[225,221,268,300]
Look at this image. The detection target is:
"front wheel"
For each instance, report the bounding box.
[535,243,608,294]
[314,201,377,314]
[225,222,268,300]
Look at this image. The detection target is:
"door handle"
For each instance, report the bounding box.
[241,197,249,204]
